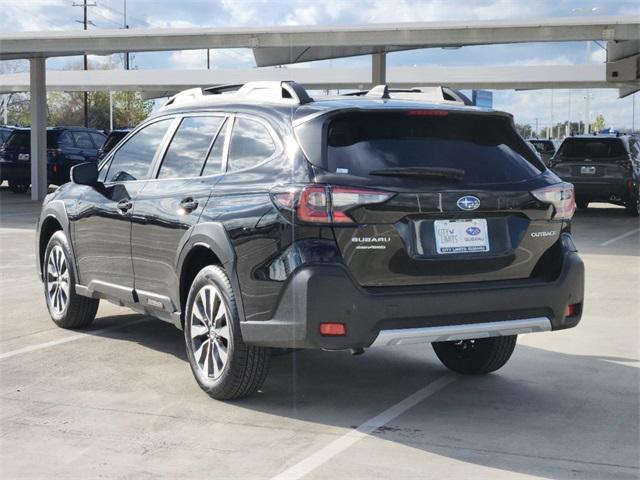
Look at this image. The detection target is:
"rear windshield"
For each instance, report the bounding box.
[102,131,129,153]
[4,131,60,149]
[557,138,627,159]
[324,112,543,184]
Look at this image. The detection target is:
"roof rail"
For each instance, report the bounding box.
[161,80,313,109]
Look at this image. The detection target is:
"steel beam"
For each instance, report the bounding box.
[1,16,638,61]
[29,58,47,201]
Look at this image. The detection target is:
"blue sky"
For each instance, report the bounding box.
[1,0,639,130]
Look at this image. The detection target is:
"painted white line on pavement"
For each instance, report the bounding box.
[271,373,458,480]
[600,227,640,247]
[0,318,149,360]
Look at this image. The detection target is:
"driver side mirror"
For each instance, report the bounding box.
[71,162,98,186]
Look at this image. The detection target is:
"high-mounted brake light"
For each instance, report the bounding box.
[406,109,449,117]
[271,185,394,224]
[531,182,576,221]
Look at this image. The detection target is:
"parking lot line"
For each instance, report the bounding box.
[0,318,149,360]
[270,373,458,480]
[600,227,640,247]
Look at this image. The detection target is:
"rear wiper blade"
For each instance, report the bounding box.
[368,167,464,181]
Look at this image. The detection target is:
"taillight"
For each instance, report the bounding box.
[271,185,394,224]
[531,182,575,220]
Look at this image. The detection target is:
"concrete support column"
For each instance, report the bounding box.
[372,52,386,86]
[30,57,47,201]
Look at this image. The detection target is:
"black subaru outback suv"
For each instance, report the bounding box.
[550,134,640,215]
[36,82,584,400]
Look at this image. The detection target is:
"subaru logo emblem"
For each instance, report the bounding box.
[457,196,480,211]
[466,226,481,236]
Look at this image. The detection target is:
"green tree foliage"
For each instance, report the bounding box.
[592,114,605,132]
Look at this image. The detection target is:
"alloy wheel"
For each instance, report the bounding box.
[46,245,69,315]
[189,285,230,379]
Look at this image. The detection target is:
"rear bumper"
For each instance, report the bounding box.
[561,176,632,200]
[240,238,585,349]
[0,160,29,182]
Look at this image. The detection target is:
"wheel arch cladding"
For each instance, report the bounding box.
[177,222,241,325]
[38,201,72,278]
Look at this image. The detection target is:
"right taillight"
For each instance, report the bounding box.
[531,182,576,220]
[271,185,394,224]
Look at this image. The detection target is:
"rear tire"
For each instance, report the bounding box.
[625,192,639,217]
[432,335,517,375]
[184,265,271,400]
[8,180,29,194]
[43,231,99,329]
[576,199,589,210]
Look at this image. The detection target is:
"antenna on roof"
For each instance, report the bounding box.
[365,84,390,99]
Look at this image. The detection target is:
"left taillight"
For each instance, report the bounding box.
[531,182,576,220]
[271,185,394,224]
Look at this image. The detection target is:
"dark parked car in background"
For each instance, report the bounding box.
[550,135,639,215]
[97,129,131,161]
[0,125,15,146]
[0,126,106,193]
[36,81,584,400]
[529,139,560,166]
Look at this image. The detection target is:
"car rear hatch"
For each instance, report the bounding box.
[293,108,572,287]
[0,130,62,163]
[552,137,631,184]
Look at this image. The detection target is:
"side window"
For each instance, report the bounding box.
[105,119,173,183]
[227,118,276,172]
[201,119,227,177]
[58,131,74,148]
[158,116,224,179]
[90,132,106,149]
[72,131,94,149]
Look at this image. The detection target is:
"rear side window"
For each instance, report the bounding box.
[72,131,94,149]
[105,119,172,182]
[158,116,225,179]
[227,118,276,171]
[5,131,64,149]
[58,131,74,148]
[90,132,106,148]
[557,138,627,159]
[5,131,30,149]
[324,112,542,184]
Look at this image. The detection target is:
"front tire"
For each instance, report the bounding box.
[43,231,99,328]
[432,335,517,375]
[184,265,270,400]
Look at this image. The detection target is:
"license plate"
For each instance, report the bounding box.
[580,166,596,175]
[18,153,29,161]
[434,219,490,254]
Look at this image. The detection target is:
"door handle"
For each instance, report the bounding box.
[117,199,133,213]
[179,197,199,213]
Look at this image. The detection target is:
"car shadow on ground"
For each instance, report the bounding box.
[91,313,640,480]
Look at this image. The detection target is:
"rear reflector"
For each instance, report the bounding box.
[564,303,579,317]
[320,322,346,336]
